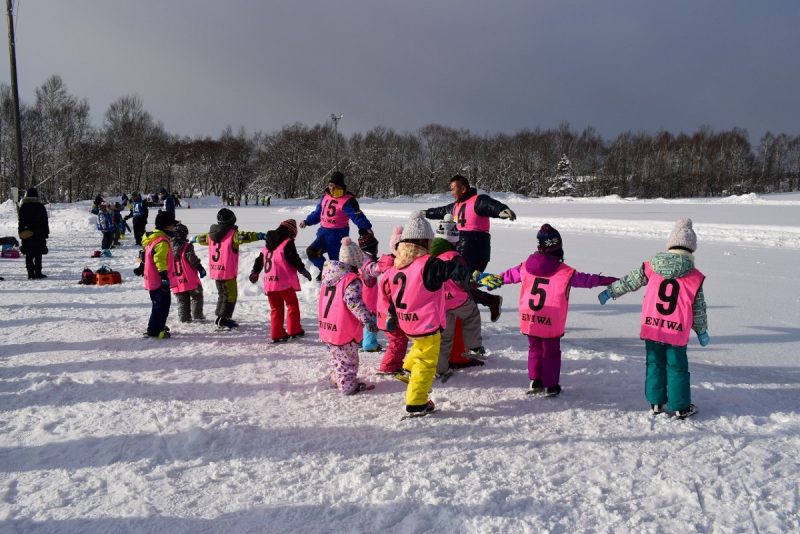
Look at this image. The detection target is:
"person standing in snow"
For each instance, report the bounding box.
[597,218,709,419]
[389,212,473,416]
[424,174,515,322]
[478,224,618,397]
[96,203,116,254]
[318,237,377,395]
[429,214,487,379]
[171,223,207,323]
[125,192,149,246]
[18,188,49,280]
[299,171,372,280]
[141,211,179,338]
[356,229,384,352]
[372,226,409,374]
[193,208,263,328]
[249,219,312,342]
[159,187,176,215]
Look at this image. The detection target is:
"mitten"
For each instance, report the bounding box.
[300,268,313,281]
[159,271,170,292]
[197,266,207,278]
[598,289,612,305]
[257,232,267,240]
[473,271,502,290]
[498,209,517,221]
[133,265,144,277]
[385,314,397,332]
[248,271,259,284]
[697,331,710,346]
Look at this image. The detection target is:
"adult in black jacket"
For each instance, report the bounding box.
[18,188,50,279]
[425,175,516,320]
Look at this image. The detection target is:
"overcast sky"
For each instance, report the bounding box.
[4,0,799,141]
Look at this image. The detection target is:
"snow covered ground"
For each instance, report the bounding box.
[1,193,799,533]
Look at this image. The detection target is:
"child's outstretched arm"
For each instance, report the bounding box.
[599,263,646,304]
[571,271,618,289]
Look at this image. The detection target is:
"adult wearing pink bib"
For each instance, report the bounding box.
[425,175,515,322]
[599,218,709,419]
[299,171,373,279]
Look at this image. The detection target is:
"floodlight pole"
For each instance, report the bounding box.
[6,0,25,195]
[331,114,342,170]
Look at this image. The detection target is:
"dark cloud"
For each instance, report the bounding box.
[6,0,799,140]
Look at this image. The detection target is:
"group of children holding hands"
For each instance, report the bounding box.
[138,204,710,420]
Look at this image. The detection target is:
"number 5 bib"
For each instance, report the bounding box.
[640,262,704,345]
[518,262,575,337]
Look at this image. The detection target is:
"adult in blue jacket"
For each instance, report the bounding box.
[299,171,372,278]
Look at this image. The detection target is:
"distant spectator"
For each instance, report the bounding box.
[159,187,176,215]
[18,188,49,279]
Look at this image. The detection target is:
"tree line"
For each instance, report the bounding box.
[2,75,798,203]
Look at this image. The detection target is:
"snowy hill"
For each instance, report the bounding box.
[1,193,799,532]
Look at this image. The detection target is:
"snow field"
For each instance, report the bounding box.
[1,194,799,532]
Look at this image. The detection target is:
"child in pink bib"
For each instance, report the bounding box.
[249,219,312,342]
[480,224,617,397]
[319,238,377,395]
[598,218,709,419]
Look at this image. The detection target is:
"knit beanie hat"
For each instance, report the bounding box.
[329,171,346,188]
[401,211,434,242]
[434,214,459,244]
[173,223,189,240]
[537,223,564,259]
[155,211,179,230]
[338,237,364,268]
[216,208,237,225]
[389,226,404,252]
[279,219,298,238]
[666,218,697,252]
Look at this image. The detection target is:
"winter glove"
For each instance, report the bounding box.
[300,268,313,281]
[359,227,374,237]
[133,264,144,277]
[248,271,259,284]
[697,330,710,346]
[598,289,612,305]
[472,271,503,290]
[299,221,307,229]
[159,271,170,292]
[197,266,207,278]
[385,314,397,332]
[257,232,267,240]
[498,209,517,221]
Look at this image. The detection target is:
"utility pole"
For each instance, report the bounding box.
[6,0,25,195]
[331,114,342,170]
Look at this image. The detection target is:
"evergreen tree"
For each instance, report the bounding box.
[548,154,576,196]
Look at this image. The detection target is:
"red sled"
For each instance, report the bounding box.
[1,249,21,259]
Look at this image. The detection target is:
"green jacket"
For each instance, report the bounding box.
[195,224,260,252]
[607,250,708,333]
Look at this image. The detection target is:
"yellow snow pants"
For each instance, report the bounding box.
[405,331,440,408]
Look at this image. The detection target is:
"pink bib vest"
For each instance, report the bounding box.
[172,242,201,293]
[390,255,446,336]
[438,250,470,310]
[360,259,379,314]
[262,241,301,293]
[320,193,353,229]
[208,228,238,280]
[640,262,704,346]
[318,272,363,345]
[518,262,576,338]
[144,236,176,291]
[453,195,490,233]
